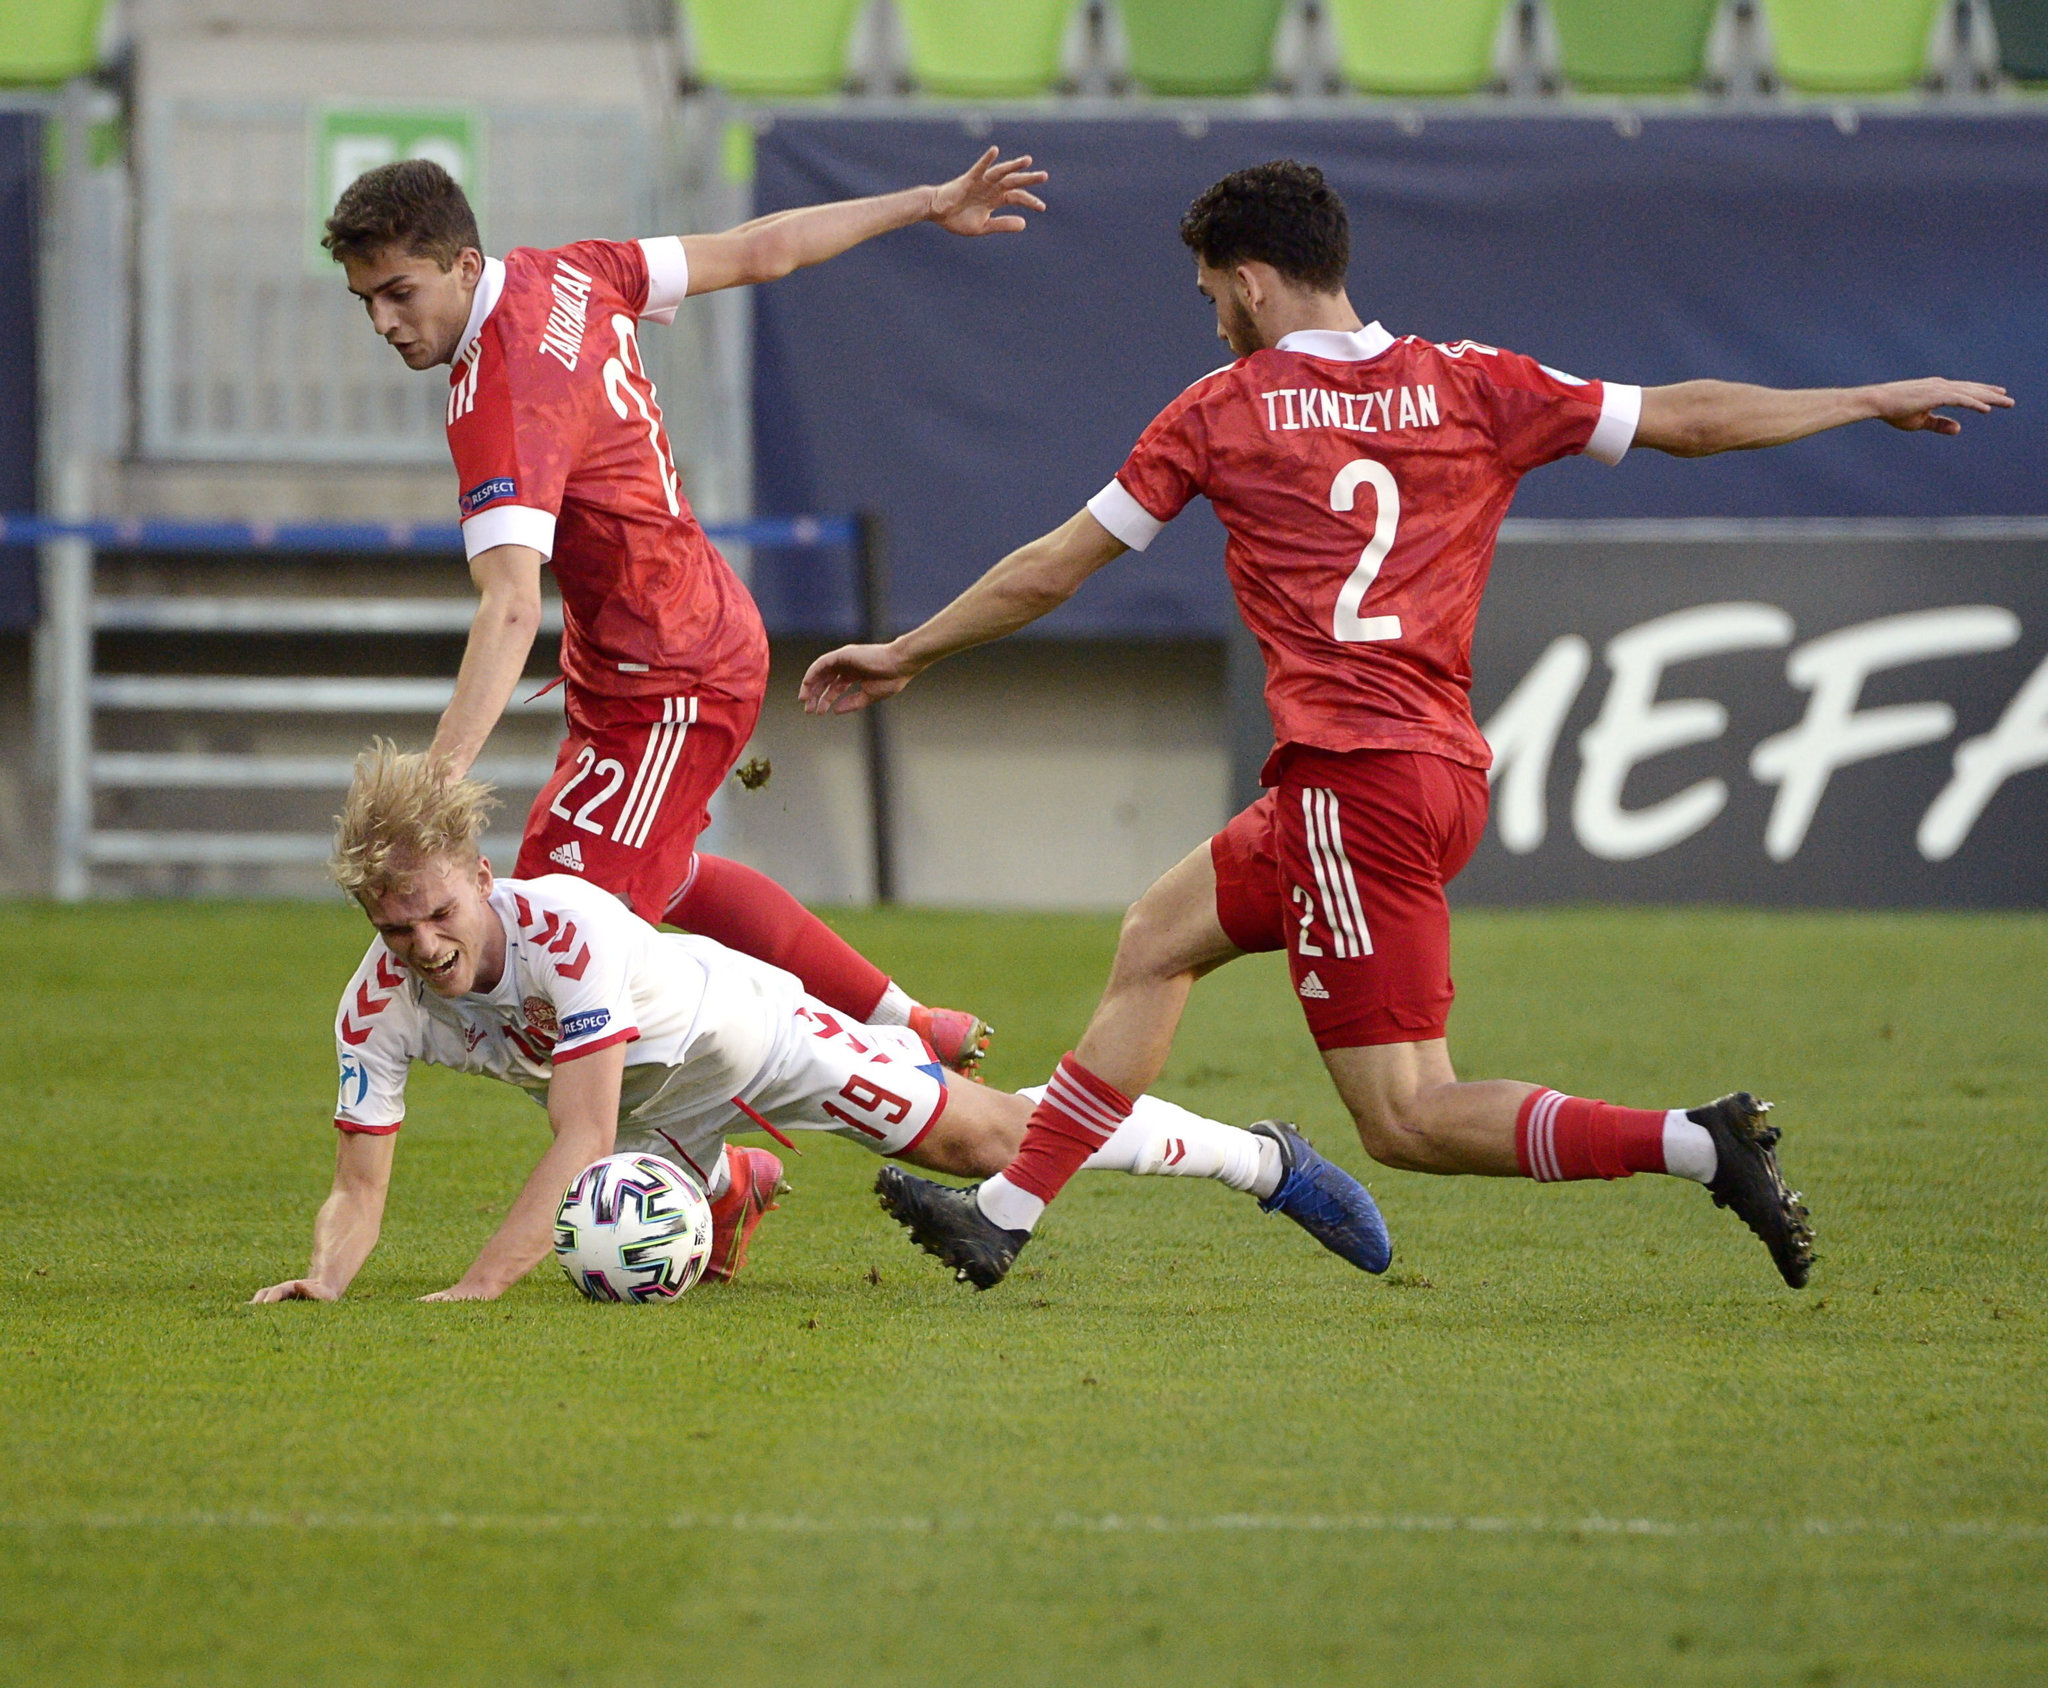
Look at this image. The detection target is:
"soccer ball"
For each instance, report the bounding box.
[554,1152,715,1303]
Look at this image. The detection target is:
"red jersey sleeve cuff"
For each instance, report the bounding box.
[1585,382,1641,466]
[335,1116,401,1135]
[1086,478,1168,552]
[552,1026,640,1064]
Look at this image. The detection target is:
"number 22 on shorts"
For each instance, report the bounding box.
[1330,458,1402,644]
[549,746,625,836]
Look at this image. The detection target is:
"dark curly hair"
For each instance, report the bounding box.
[322,159,481,268]
[1179,160,1350,293]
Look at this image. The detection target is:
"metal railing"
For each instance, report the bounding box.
[11,513,893,901]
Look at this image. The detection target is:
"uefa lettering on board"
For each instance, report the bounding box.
[306,106,483,273]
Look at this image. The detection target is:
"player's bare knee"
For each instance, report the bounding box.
[1348,1097,1439,1172]
[900,1086,1027,1178]
[1110,895,1190,989]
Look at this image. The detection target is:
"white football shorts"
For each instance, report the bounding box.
[738,1001,948,1155]
[615,996,948,1183]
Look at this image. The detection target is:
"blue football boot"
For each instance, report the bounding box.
[1250,1120,1393,1274]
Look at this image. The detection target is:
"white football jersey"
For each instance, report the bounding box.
[332,873,802,1145]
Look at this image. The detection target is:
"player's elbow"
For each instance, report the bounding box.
[481,580,544,637]
[1006,577,1074,620]
[1003,552,1088,617]
[738,227,801,285]
[1637,398,1714,457]
[1637,383,1744,458]
[1647,432,1718,459]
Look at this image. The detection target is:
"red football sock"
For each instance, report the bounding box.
[665,854,890,1020]
[1515,1089,1669,1182]
[1004,1053,1136,1205]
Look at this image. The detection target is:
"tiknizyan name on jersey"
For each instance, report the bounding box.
[1262,384,1442,435]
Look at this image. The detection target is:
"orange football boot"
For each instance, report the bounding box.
[909,1005,994,1081]
[703,1144,787,1283]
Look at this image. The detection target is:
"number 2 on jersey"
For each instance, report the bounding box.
[1329,458,1402,644]
[603,314,682,517]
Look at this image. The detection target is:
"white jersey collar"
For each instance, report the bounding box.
[453,256,507,368]
[456,887,525,1007]
[1274,321,1396,363]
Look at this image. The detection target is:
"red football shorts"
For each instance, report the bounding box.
[514,683,760,922]
[1210,746,1489,1050]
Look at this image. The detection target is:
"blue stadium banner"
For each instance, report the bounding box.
[752,112,2047,638]
[1460,530,2048,908]
[0,112,38,630]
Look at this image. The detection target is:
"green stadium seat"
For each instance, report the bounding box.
[682,0,864,97]
[0,0,104,84]
[1550,0,1720,92]
[896,0,1076,96]
[1762,0,1944,92]
[1326,0,1507,96]
[1121,0,1286,95]
[1990,0,2048,82]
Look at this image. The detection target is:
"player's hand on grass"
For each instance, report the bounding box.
[927,147,1048,237]
[1870,378,2014,435]
[249,1278,340,1303]
[419,1280,502,1303]
[799,642,917,715]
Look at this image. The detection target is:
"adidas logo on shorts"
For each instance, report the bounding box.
[549,840,585,873]
[1298,970,1330,1000]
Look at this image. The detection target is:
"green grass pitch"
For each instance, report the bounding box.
[3,901,2045,1686]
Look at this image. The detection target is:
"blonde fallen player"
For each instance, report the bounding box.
[251,746,1391,1304]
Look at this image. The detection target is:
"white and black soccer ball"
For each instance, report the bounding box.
[554,1152,715,1303]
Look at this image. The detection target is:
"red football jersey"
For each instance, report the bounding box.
[1088,323,1640,772]
[445,239,769,704]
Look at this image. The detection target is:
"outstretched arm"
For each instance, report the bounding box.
[427,543,545,780]
[420,1042,624,1302]
[800,508,1127,715]
[1635,377,2012,458]
[250,1131,396,1303]
[681,147,1048,296]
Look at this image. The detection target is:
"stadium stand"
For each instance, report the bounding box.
[1120,0,1286,95]
[0,0,104,84]
[659,2,2033,105]
[1325,0,1507,95]
[1550,0,1720,91]
[682,0,863,96]
[1991,0,2048,80]
[896,0,1076,96]
[1763,0,1945,92]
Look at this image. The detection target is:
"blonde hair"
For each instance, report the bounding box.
[330,739,499,899]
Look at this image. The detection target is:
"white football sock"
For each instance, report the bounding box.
[976,1172,1044,1232]
[1662,1110,1717,1183]
[978,1095,1287,1236]
[705,1144,733,1201]
[1019,1088,1283,1200]
[869,981,918,1028]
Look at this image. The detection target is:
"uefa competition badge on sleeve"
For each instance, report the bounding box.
[306,106,483,274]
